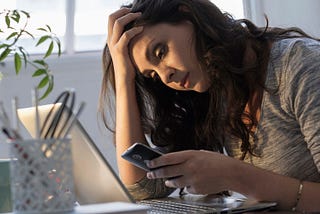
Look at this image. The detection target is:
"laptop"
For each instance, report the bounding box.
[17,104,277,213]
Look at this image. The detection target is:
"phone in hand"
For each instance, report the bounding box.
[121,143,163,171]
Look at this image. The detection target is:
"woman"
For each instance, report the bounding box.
[99,0,320,212]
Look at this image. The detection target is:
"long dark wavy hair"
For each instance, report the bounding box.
[100,0,318,159]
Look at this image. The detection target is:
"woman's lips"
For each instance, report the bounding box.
[180,72,190,88]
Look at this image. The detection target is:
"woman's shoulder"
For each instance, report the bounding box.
[281,37,320,78]
[265,37,320,108]
[268,37,320,85]
[271,37,320,63]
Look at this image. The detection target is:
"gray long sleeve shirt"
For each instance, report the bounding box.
[226,38,320,182]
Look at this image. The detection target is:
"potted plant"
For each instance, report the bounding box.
[0,9,61,99]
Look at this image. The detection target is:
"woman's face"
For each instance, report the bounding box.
[130,22,210,92]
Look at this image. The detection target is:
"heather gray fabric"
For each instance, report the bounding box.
[226,38,320,182]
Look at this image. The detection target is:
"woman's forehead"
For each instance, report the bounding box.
[130,32,155,71]
[131,22,187,48]
[130,27,154,57]
[129,24,168,59]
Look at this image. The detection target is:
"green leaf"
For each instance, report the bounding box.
[0,48,11,62]
[46,24,52,32]
[0,44,7,49]
[54,38,62,56]
[57,42,61,56]
[44,41,54,58]
[32,69,46,77]
[20,10,30,18]
[11,10,20,23]
[6,32,18,40]
[0,10,58,100]
[33,59,47,66]
[39,78,54,100]
[37,76,49,88]
[18,47,28,67]
[5,15,10,28]
[22,30,35,39]
[37,27,48,32]
[14,53,22,74]
[36,35,50,46]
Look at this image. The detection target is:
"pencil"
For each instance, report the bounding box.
[32,88,40,139]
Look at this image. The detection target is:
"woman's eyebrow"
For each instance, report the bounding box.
[145,38,155,62]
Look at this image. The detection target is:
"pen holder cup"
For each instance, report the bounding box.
[9,138,75,214]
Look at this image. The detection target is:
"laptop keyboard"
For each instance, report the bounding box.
[138,199,218,214]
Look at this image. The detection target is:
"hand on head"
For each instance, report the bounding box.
[107,8,143,84]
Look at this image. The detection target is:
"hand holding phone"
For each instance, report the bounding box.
[121,143,163,171]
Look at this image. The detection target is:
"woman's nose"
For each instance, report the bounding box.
[159,67,175,84]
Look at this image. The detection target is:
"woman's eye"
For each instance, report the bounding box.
[150,71,160,80]
[154,45,166,60]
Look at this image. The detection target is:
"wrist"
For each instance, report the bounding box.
[291,180,303,212]
[228,161,304,211]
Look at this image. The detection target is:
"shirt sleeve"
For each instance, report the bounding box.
[125,176,176,200]
[285,39,320,172]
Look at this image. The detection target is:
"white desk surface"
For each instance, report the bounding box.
[5,202,149,214]
[74,202,149,214]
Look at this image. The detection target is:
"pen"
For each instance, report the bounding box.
[11,96,19,132]
[32,88,40,139]
[43,101,85,157]
[62,101,86,138]
[0,101,10,126]
[1,127,21,140]
[0,101,21,140]
[2,127,14,140]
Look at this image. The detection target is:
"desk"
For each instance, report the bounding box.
[74,202,149,214]
[245,212,301,214]
[4,202,149,214]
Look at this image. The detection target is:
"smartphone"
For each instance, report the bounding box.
[121,143,163,171]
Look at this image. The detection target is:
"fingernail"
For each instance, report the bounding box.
[146,172,153,179]
[144,160,151,167]
[165,180,174,188]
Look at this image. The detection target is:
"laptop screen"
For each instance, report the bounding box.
[17,104,134,205]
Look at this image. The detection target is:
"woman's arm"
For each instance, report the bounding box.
[106,9,176,199]
[107,8,146,184]
[233,157,319,212]
[145,150,320,212]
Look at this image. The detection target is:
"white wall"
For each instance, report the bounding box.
[246,0,320,37]
[1,0,320,171]
[0,52,118,170]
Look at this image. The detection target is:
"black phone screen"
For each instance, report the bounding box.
[121,143,163,171]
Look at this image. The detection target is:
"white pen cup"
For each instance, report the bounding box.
[9,138,75,214]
